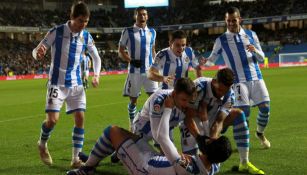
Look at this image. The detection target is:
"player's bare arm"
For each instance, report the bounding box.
[210,111,228,139]
[118,45,131,62]
[148,67,175,83]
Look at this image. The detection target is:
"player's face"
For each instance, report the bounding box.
[212,80,231,98]
[225,12,241,33]
[71,15,89,33]
[174,92,193,109]
[135,10,148,26]
[170,38,187,57]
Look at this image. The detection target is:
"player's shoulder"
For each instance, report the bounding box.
[152,89,171,104]
[156,48,169,59]
[48,23,65,33]
[194,77,212,91]
[147,27,156,33]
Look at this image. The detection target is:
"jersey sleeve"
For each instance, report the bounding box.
[151,50,165,70]
[149,95,166,118]
[119,28,129,47]
[219,90,234,116]
[252,31,265,61]
[41,27,57,48]
[207,38,222,64]
[86,33,101,75]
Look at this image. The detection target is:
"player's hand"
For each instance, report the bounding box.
[178,153,192,167]
[162,75,175,84]
[36,44,47,59]
[164,95,175,108]
[246,44,256,53]
[92,75,99,88]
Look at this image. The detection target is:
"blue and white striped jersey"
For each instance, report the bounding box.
[134,89,186,139]
[37,21,101,87]
[119,24,156,74]
[147,153,219,175]
[191,77,234,128]
[151,47,198,89]
[207,28,264,83]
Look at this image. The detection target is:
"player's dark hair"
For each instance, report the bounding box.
[169,30,187,42]
[226,6,240,16]
[134,6,147,16]
[174,78,196,96]
[216,68,234,87]
[71,1,90,18]
[203,136,232,163]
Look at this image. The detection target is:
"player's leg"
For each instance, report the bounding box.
[123,73,141,130]
[66,86,86,168]
[233,82,251,125]
[224,109,264,175]
[67,126,139,175]
[38,112,59,166]
[38,85,65,166]
[252,80,271,149]
[67,126,115,175]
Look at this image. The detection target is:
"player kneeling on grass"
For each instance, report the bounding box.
[67,125,232,175]
[183,68,265,175]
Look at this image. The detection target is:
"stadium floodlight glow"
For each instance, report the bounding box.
[279,52,307,67]
[124,0,169,8]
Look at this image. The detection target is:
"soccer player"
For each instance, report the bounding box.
[81,51,91,90]
[184,68,264,174]
[132,77,196,165]
[148,30,203,89]
[118,6,158,130]
[32,2,101,168]
[205,7,271,149]
[66,125,232,175]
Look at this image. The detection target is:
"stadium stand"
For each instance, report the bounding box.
[0,0,306,75]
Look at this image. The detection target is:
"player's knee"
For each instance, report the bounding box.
[259,102,270,114]
[240,106,250,117]
[46,118,58,127]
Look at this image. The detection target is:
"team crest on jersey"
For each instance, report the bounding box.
[185,57,190,63]
[153,104,161,112]
[80,36,84,44]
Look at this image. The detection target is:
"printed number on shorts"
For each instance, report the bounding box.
[49,87,59,98]
[236,85,241,94]
[181,127,191,138]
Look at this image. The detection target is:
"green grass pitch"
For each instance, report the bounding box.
[0,66,306,175]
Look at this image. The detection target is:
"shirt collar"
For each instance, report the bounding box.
[66,21,82,37]
[226,26,245,36]
[133,24,149,31]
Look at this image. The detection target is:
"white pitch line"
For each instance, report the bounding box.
[0,101,127,123]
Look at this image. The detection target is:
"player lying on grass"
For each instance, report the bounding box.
[67,125,232,175]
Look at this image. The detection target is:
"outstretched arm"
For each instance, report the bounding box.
[151,96,181,163]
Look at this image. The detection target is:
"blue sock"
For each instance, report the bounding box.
[39,122,54,146]
[90,126,115,160]
[233,112,250,163]
[72,127,84,160]
[257,104,270,133]
[128,103,137,123]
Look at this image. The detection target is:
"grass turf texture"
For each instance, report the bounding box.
[0,66,306,175]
